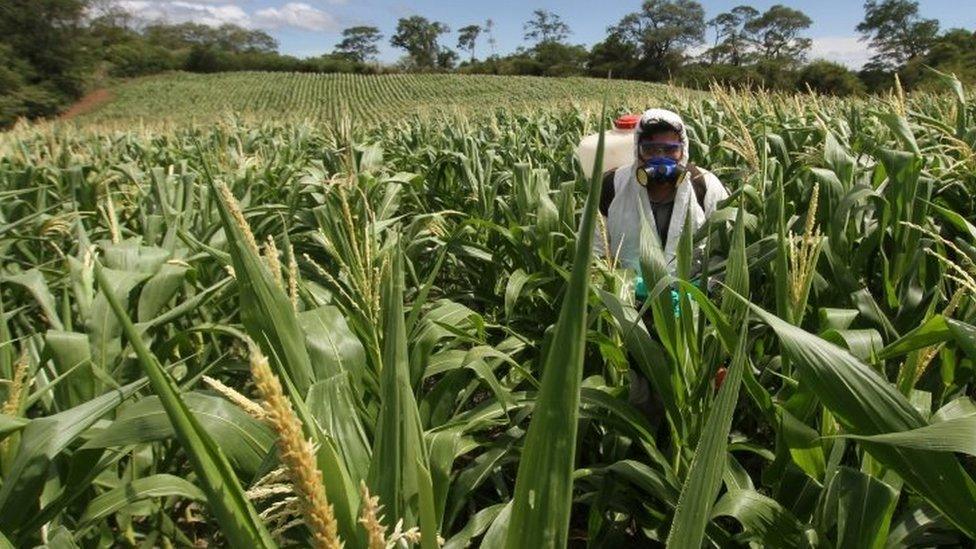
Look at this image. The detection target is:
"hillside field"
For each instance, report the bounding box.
[64,71,679,127]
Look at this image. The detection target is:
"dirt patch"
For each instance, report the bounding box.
[60,88,113,119]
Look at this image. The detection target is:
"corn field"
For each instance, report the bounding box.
[64,72,675,127]
[1,75,976,548]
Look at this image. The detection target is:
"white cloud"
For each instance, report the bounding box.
[809,36,876,70]
[115,1,338,32]
[253,2,338,32]
[116,1,250,27]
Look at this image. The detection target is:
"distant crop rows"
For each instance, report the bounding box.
[71,71,678,127]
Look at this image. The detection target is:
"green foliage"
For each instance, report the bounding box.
[0,0,91,125]
[705,6,760,66]
[2,78,976,546]
[744,4,814,63]
[335,26,384,63]
[858,0,940,69]
[610,0,707,79]
[105,42,181,77]
[522,10,571,46]
[901,29,976,89]
[390,16,452,70]
[456,25,482,62]
[798,61,865,96]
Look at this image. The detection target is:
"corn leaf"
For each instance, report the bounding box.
[503,101,606,549]
[749,301,976,538]
[666,319,748,548]
[93,262,277,548]
[77,474,206,528]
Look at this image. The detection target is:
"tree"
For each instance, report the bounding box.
[214,24,277,53]
[390,16,450,69]
[797,61,864,95]
[457,25,482,62]
[705,5,758,65]
[485,19,498,57]
[857,0,939,69]
[609,0,706,79]
[523,10,571,46]
[900,29,976,88]
[0,0,93,124]
[744,5,812,63]
[587,33,640,78]
[335,26,382,62]
[533,41,588,76]
[437,47,459,70]
[141,22,277,53]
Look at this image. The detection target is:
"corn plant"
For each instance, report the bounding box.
[1,73,975,547]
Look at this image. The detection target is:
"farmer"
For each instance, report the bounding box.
[596,108,729,274]
[595,108,729,421]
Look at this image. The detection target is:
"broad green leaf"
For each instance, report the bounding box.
[886,505,949,548]
[3,269,63,330]
[417,458,439,549]
[45,330,96,407]
[481,500,512,549]
[368,249,429,527]
[503,100,605,549]
[711,489,812,547]
[299,305,368,386]
[0,414,27,440]
[820,329,882,362]
[443,503,505,549]
[823,467,898,549]
[100,238,169,273]
[78,474,206,527]
[136,263,187,322]
[878,315,948,360]
[306,374,371,483]
[427,428,461,528]
[0,379,145,531]
[748,301,976,538]
[93,263,276,548]
[818,308,858,332]
[504,268,531,318]
[779,406,826,480]
[837,415,976,456]
[720,202,749,325]
[666,320,748,548]
[88,267,151,369]
[597,289,683,432]
[209,179,314,394]
[84,392,274,476]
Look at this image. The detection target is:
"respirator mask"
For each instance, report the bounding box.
[635,140,684,186]
[636,156,685,186]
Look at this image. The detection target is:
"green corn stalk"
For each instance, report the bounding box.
[503,100,608,549]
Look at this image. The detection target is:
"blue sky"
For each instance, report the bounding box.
[117,1,976,68]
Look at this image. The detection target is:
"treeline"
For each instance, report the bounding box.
[0,0,381,127]
[2,0,975,127]
[432,1,976,96]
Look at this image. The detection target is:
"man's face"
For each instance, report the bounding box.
[638,130,683,163]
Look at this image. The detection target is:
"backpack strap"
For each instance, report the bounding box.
[687,163,708,211]
[599,168,617,217]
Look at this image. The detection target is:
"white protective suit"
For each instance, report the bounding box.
[595,108,729,274]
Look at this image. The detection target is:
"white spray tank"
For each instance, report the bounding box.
[575,114,640,179]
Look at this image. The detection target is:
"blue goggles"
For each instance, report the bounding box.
[638,141,682,157]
